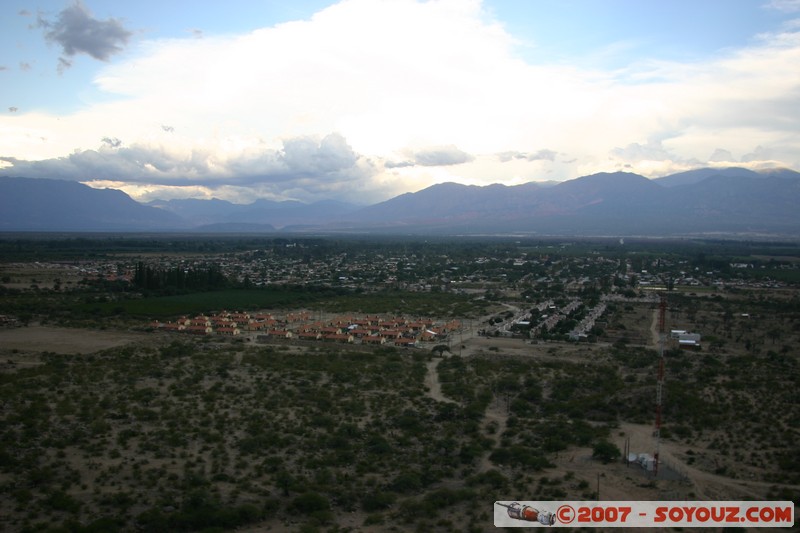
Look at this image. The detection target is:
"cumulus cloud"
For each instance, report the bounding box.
[610,140,677,162]
[709,148,734,162]
[37,1,132,70]
[0,132,385,202]
[741,145,775,162]
[2,0,799,199]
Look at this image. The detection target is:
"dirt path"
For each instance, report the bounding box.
[477,395,509,472]
[650,306,661,348]
[424,357,456,404]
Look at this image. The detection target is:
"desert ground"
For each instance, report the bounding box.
[1,297,798,532]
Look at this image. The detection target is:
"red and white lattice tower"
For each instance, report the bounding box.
[654,294,667,477]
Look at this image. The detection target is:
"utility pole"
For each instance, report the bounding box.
[597,473,601,500]
[654,294,667,477]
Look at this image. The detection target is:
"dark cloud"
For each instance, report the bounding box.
[497,149,557,162]
[101,137,122,148]
[37,1,132,70]
[0,133,378,202]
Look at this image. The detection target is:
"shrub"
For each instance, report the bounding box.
[592,439,621,464]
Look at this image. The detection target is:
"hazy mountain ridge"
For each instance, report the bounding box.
[149,198,360,228]
[0,177,185,231]
[2,168,799,236]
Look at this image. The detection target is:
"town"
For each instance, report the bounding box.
[1,235,798,532]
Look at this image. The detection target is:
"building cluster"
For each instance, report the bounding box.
[150,311,461,348]
[532,298,584,334]
[568,301,607,341]
[6,240,797,299]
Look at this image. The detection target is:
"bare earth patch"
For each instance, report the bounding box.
[0,325,147,354]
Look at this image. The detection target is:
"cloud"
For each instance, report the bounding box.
[497,149,558,162]
[709,148,734,162]
[413,146,474,167]
[101,136,122,148]
[384,145,475,168]
[37,0,132,70]
[765,0,800,13]
[0,132,388,202]
[610,140,676,162]
[9,107,19,113]
[741,145,775,162]
[2,0,799,199]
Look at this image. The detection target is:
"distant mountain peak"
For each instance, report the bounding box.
[2,168,799,237]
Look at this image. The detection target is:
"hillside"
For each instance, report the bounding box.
[2,167,800,236]
[0,177,184,232]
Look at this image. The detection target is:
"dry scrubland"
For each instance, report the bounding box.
[1,291,799,532]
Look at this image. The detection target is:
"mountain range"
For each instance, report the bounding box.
[2,167,799,237]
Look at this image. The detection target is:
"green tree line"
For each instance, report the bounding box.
[133,262,228,293]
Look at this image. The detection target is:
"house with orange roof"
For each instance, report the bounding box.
[394,338,418,348]
[324,333,354,344]
[186,324,211,335]
[349,328,376,338]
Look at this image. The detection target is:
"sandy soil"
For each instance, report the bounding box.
[0,325,147,354]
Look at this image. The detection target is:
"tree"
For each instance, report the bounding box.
[592,439,621,464]
[431,345,450,356]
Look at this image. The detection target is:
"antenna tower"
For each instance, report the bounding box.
[654,294,667,477]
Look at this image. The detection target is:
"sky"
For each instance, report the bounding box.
[1,0,800,205]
